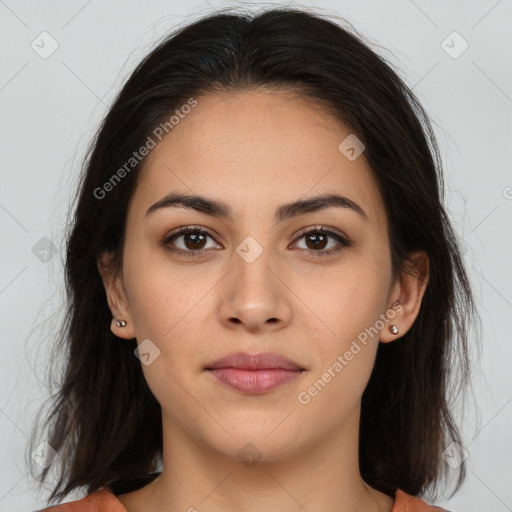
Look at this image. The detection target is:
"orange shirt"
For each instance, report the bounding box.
[36,487,450,511]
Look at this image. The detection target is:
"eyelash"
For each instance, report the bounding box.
[161,225,352,258]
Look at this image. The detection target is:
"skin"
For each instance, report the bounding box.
[98,89,429,512]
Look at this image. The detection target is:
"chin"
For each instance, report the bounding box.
[205,428,306,464]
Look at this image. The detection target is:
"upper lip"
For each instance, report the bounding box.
[206,351,305,371]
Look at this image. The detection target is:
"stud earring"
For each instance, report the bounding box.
[389,324,399,335]
[116,319,127,327]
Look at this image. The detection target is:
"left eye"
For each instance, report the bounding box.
[292,228,350,256]
[162,226,351,257]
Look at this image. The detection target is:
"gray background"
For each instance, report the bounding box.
[1,1,511,511]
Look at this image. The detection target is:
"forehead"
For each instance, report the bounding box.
[129,90,387,231]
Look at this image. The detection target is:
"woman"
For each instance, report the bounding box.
[29,6,477,512]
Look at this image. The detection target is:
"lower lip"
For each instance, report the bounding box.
[207,368,304,394]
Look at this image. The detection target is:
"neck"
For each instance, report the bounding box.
[125,405,394,512]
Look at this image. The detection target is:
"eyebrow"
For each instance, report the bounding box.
[145,191,369,223]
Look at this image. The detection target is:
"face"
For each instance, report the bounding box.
[100,89,420,462]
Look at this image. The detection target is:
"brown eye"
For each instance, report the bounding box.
[292,227,352,257]
[161,225,352,259]
[304,231,329,250]
[162,226,221,257]
[181,232,208,250]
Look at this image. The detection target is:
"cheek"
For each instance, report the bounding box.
[121,255,218,409]
[124,247,213,340]
[295,258,389,412]
[292,257,390,347]
[124,263,212,422]
[297,276,385,423]
[295,341,377,440]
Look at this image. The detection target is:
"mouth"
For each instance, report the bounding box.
[205,351,305,371]
[206,367,305,394]
[205,351,306,394]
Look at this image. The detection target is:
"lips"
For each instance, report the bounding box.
[205,351,305,371]
[205,351,306,394]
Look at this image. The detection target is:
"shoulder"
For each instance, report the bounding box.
[34,487,127,512]
[33,472,161,512]
[34,496,91,512]
[393,488,453,512]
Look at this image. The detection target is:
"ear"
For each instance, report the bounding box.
[380,250,429,343]
[97,251,136,340]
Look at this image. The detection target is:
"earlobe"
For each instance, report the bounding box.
[109,317,136,340]
[379,313,402,344]
[97,252,136,340]
[380,250,429,343]
[389,324,399,335]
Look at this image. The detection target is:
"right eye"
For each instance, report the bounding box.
[161,226,222,257]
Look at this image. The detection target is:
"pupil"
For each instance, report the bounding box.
[307,233,326,250]
[186,233,206,249]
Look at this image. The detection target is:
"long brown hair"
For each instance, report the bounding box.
[27,6,479,506]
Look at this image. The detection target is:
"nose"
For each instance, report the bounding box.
[217,248,292,333]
